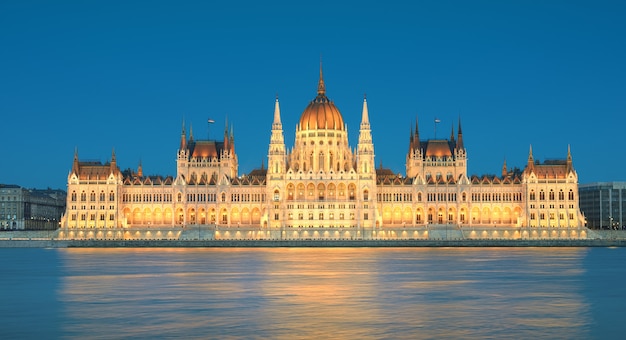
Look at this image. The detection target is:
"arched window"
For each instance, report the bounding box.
[109,191,115,201]
[177,193,182,202]
[90,191,96,201]
[558,190,564,200]
[568,190,575,200]
[71,191,77,202]
[348,184,356,200]
[530,190,536,201]
[549,190,555,200]
[99,191,105,202]
[363,190,369,201]
[539,190,545,200]
[273,190,280,201]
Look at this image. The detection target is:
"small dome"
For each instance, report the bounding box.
[298,65,345,131]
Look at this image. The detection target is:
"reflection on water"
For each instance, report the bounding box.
[4,247,626,339]
[50,248,592,339]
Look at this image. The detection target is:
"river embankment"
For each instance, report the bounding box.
[2,238,626,248]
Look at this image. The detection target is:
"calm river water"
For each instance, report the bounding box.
[1,247,625,339]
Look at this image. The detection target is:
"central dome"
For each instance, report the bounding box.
[298,66,345,131]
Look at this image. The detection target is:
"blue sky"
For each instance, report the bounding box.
[1,1,625,189]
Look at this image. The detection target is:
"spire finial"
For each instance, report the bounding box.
[317,57,326,96]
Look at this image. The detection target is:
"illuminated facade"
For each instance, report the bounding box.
[59,67,586,240]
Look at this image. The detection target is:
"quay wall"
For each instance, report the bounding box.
[2,238,626,248]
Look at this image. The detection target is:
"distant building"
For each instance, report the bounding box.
[579,182,626,229]
[0,184,66,230]
[60,66,586,240]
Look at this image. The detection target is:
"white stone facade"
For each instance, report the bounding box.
[59,69,586,240]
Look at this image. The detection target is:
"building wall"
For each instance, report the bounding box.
[59,77,585,238]
[1,185,65,230]
[579,182,626,229]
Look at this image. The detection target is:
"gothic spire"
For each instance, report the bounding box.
[137,159,143,178]
[360,94,369,125]
[527,145,535,172]
[450,124,455,143]
[273,95,282,126]
[317,58,326,96]
[456,117,464,150]
[180,119,187,150]
[567,144,573,173]
[110,148,117,173]
[72,147,79,173]
[414,116,420,151]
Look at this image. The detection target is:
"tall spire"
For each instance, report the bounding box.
[268,95,286,175]
[223,116,229,152]
[189,123,194,142]
[502,158,508,178]
[567,144,573,173]
[527,145,535,172]
[180,119,187,150]
[456,117,464,150]
[450,124,455,143]
[273,94,282,126]
[357,94,374,174]
[317,58,326,96]
[72,147,79,173]
[229,125,235,154]
[361,94,369,125]
[414,116,420,150]
[110,148,117,174]
[137,159,143,177]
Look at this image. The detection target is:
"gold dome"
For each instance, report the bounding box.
[298,66,345,131]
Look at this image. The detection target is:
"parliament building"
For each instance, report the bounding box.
[59,67,587,240]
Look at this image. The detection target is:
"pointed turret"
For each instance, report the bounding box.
[179,120,187,150]
[137,160,143,178]
[450,124,455,144]
[110,148,117,174]
[357,95,375,174]
[223,118,229,152]
[409,125,414,153]
[72,148,80,174]
[229,125,235,154]
[502,158,508,178]
[566,144,573,173]
[189,124,194,143]
[456,117,464,150]
[527,145,535,172]
[268,96,286,174]
[414,118,420,150]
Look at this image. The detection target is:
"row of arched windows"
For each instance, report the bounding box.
[529,189,575,201]
[71,190,115,202]
[281,183,362,201]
